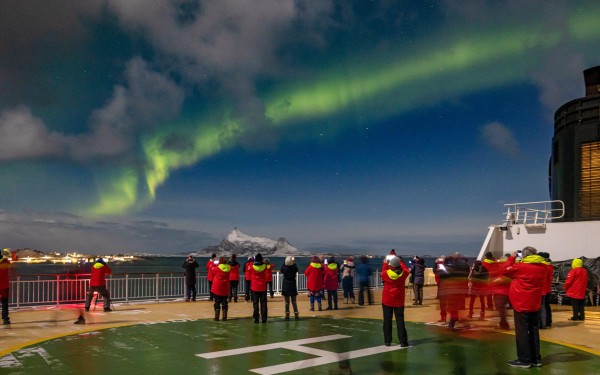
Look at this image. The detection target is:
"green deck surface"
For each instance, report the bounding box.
[1,317,598,374]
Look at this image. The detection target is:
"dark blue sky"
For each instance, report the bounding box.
[1,1,599,255]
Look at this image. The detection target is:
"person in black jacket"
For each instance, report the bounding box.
[410,256,426,305]
[281,256,300,320]
[182,255,199,302]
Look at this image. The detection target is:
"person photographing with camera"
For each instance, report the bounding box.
[501,246,547,368]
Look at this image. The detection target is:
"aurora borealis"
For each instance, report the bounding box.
[1,1,600,254]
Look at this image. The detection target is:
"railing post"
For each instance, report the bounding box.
[126,274,129,303]
[56,275,60,305]
[16,276,21,308]
[155,273,159,302]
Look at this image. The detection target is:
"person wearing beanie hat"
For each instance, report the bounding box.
[249,253,268,323]
[211,257,231,321]
[324,256,340,310]
[340,256,356,304]
[281,256,299,320]
[0,252,11,325]
[84,258,112,312]
[304,256,324,311]
[182,255,199,302]
[381,255,410,347]
[564,258,588,321]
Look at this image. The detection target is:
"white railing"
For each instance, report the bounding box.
[8,272,384,308]
[503,200,565,227]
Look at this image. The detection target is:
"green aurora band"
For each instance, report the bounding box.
[86,10,600,216]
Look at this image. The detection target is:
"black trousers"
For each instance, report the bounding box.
[358,282,372,305]
[244,280,251,301]
[84,285,111,310]
[382,304,407,346]
[214,295,228,312]
[1,289,8,321]
[413,284,423,304]
[514,310,541,364]
[229,280,239,302]
[572,298,585,320]
[185,283,197,300]
[252,291,268,322]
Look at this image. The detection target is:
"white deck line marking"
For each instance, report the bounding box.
[250,345,406,375]
[196,334,350,359]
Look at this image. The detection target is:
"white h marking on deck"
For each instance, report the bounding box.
[196,334,406,374]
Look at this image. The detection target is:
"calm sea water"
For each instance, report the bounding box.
[12,255,440,276]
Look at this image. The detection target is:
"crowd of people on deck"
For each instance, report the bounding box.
[0,247,593,370]
[197,247,592,369]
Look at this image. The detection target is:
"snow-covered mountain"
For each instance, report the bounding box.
[195,228,310,257]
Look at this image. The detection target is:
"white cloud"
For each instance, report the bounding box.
[0,106,68,161]
[480,122,521,159]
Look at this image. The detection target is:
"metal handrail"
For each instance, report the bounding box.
[7,271,385,308]
[503,200,565,226]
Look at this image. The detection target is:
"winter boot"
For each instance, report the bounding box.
[294,312,299,320]
[479,312,485,321]
[318,303,322,311]
[214,310,220,321]
[310,304,314,311]
[285,312,290,320]
[222,311,227,321]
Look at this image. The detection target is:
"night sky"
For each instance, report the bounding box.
[1,1,599,255]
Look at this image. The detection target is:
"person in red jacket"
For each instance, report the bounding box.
[563,258,588,321]
[304,256,324,311]
[324,256,340,310]
[249,253,268,323]
[228,254,240,303]
[206,253,217,301]
[501,247,547,369]
[381,255,410,347]
[84,258,112,312]
[211,257,231,321]
[485,254,511,330]
[0,252,11,325]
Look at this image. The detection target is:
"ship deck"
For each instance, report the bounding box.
[1,287,599,374]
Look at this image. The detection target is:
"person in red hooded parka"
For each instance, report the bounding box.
[250,253,268,323]
[304,256,324,311]
[501,247,547,369]
[563,258,588,321]
[381,255,410,347]
[211,257,231,321]
[84,258,112,312]
[324,256,340,310]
